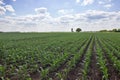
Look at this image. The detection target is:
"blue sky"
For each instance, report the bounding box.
[4,0,120,16]
[0,0,120,32]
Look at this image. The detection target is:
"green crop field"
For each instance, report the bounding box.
[0,32,120,80]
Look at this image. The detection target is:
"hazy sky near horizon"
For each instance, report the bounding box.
[0,0,120,32]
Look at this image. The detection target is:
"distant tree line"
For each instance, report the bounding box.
[99,29,120,32]
[0,31,3,33]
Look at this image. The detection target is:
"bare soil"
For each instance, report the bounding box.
[67,37,92,80]
[87,40,102,80]
[30,71,40,80]
[97,38,120,80]
[48,39,88,79]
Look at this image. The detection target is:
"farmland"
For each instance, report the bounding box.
[0,32,120,80]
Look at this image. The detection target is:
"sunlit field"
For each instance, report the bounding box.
[0,32,120,80]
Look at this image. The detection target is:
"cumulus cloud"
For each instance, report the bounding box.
[57,10,120,30]
[98,0,113,9]
[81,0,94,6]
[25,14,46,21]
[83,10,119,22]
[85,10,107,18]
[98,0,113,8]
[5,5,15,12]
[0,18,10,24]
[0,8,120,32]
[0,0,6,15]
[35,7,47,14]
[104,4,112,9]
[76,0,95,6]
[87,15,106,20]
[0,0,5,5]
[58,15,75,24]
[0,0,15,15]
[0,6,6,15]
[3,7,52,27]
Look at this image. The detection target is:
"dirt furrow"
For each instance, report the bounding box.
[87,39,102,80]
[49,39,88,79]
[67,36,93,80]
[97,38,120,80]
[101,39,120,59]
[31,39,88,80]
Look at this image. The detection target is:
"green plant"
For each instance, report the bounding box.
[40,68,49,79]
[0,65,5,77]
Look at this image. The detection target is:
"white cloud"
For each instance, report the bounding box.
[98,0,112,5]
[5,5,15,12]
[107,0,112,2]
[0,9,120,32]
[98,0,113,9]
[104,4,112,9]
[0,0,6,15]
[0,6,6,15]
[25,14,49,21]
[81,0,94,6]
[98,1,105,5]
[12,0,16,2]
[76,0,80,3]
[3,7,52,26]
[35,7,47,14]
[57,15,75,24]
[0,0,5,5]
[76,0,95,6]
[0,0,15,15]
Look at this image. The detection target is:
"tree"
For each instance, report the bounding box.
[99,30,107,32]
[112,29,117,32]
[71,28,73,32]
[76,28,82,32]
[117,29,120,32]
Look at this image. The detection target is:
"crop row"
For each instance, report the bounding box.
[0,32,120,80]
